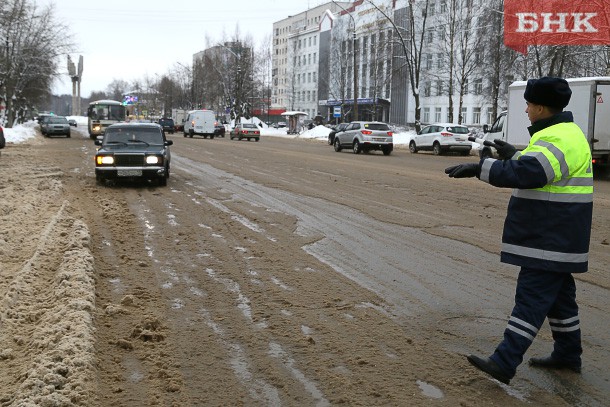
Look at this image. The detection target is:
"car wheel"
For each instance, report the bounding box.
[255,138,259,142]
[210,135,215,139]
[382,146,392,156]
[352,140,361,154]
[247,137,251,141]
[409,141,418,153]
[328,135,334,145]
[334,138,342,152]
[158,176,167,186]
[433,142,442,155]
[183,132,187,137]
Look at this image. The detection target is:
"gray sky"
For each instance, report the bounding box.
[46,0,327,96]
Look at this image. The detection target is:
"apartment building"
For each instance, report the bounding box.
[271,2,351,119]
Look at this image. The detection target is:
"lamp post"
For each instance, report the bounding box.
[333,1,358,121]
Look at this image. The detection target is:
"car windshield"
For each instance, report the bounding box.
[446,126,469,134]
[49,117,68,124]
[363,123,390,131]
[242,124,257,129]
[104,127,164,145]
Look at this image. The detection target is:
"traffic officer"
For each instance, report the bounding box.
[445,76,593,384]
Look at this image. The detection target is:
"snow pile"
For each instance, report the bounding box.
[0,148,97,405]
[2,120,38,144]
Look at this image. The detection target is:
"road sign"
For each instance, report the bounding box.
[333,106,341,118]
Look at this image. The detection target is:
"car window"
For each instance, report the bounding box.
[446,126,469,134]
[50,117,68,124]
[242,124,257,129]
[352,123,361,130]
[419,126,430,135]
[364,123,390,131]
[104,127,164,145]
[490,115,505,133]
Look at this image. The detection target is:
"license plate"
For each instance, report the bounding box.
[117,169,142,177]
[373,137,386,141]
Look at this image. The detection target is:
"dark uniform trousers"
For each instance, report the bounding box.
[490,267,582,377]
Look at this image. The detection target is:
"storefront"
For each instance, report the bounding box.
[319,97,391,123]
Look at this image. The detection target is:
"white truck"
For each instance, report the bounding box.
[171,109,187,132]
[479,77,610,167]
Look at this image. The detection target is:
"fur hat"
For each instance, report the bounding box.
[524,77,572,109]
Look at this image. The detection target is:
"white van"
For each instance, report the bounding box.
[183,109,216,138]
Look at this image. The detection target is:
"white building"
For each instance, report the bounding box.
[272,2,351,118]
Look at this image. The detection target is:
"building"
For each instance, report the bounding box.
[271,2,351,119]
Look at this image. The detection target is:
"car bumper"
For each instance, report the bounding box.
[442,144,472,151]
[95,166,166,179]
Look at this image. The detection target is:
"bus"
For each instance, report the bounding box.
[87,100,126,139]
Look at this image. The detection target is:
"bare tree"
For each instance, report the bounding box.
[367,0,430,132]
[0,0,74,126]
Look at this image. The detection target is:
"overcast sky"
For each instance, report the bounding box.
[45,0,330,96]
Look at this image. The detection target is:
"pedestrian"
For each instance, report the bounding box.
[445,77,593,385]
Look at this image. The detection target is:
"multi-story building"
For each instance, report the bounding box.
[271,2,351,119]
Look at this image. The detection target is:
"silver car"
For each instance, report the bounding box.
[409,123,471,156]
[41,116,71,138]
[334,121,394,155]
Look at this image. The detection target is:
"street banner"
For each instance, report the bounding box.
[504,0,610,54]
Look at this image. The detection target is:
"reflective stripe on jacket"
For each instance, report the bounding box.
[479,111,593,273]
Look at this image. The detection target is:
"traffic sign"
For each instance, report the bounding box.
[333,106,341,118]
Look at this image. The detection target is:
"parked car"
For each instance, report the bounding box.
[158,118,175,134]
[36,113,53,124]
[274,122,287,129]
[334,121,393,155]
[68,119,78,127]
[41,116,71,137]
[0,125,5,149]
[213,122,226,138]
[327,122,350,145]
[94,122,173,186]
[409,123,471,156]
[230,123,260,141]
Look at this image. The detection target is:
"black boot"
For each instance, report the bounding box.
[467,355,511,385]
[529,356,581,373]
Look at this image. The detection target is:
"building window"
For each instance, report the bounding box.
[474,79,483,95]
[437,53,443,69]
[313,72,317,82]
[424,82,431,97]
[473,107,481,123]
[436,80,443,96]
[435,107,442,122]
[461,107,468,123]
[423,107,430,123]
[487,107,494,124]
[426,54,433,69]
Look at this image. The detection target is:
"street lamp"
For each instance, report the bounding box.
[333,1,358,121]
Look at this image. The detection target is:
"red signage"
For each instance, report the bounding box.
[504,0,610,54]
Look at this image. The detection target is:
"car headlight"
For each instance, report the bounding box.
[96,155,114,165]
[146,155,161,165]
[93,125,101,131]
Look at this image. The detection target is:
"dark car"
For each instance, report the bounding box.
[328,122,349,145]
[41,116,71,137]
[230,123,260,141]
[158,118,175,134]
[0,125,5,149]
[94,122,173,186]
[213,123,226,138]
[68,119,77,127]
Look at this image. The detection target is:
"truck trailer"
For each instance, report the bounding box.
[480,77,610,167]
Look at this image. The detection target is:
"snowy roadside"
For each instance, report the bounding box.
[0,132,97,404]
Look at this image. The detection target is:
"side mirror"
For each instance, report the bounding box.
[483,124,489,133]
[94,139,102,146]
